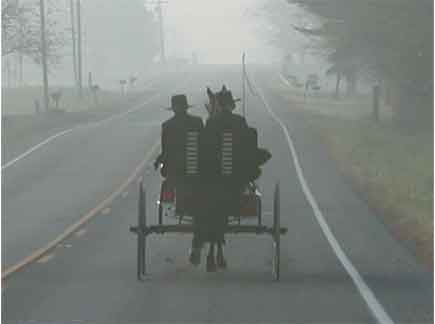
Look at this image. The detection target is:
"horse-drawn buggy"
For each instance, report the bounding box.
[130,178,286,280]
[129,87,287,281]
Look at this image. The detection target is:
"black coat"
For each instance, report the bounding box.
[158,112,203,180]
[200,110,249,186]
[196,111,272,244]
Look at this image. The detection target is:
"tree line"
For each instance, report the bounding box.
[2,0,160,99]
[2,0,65,71]
[268,0,433,130]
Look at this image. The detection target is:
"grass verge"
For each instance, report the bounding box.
[301,113,433,269]
[2,86,143,114]
[2,87,152,163]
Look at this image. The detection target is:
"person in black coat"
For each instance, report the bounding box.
[154,94,203,180]
[154,94,203,218]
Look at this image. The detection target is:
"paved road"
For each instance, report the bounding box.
[3,65,433,323]
[2,72,187,268]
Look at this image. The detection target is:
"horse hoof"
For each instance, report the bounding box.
[206,255,217,272]
[189,249,201,266]
[217,257,227,269]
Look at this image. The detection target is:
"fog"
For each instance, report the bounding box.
[163,0,280,64]
[2,1,433,321]
[3,0,293,89]
[2,0,432,122]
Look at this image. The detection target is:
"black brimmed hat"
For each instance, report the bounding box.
[167,94,193,111]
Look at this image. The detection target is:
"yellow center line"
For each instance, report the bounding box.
[75,229,87,238]
[2,73,192,282]
[37,254,55,264]
[2,140,160,281]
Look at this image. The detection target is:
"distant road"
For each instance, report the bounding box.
[3,65,433,324]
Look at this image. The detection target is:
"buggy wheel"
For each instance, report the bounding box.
[272,182,281,281]
[158,201,163,225]
[257,194,262,226]
[137,182,147,280]
[158,180,167,225]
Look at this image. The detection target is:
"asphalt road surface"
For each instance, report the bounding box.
[2,65,433,324]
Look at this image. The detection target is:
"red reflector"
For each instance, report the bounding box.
[162,190,175,202]
[240,195,258,217]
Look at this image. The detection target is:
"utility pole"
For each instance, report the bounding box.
[76,0,83,98]
[14,54,19,87]
[88,71,93,88]
[242,53,246,118]
[18,53,23,86]
[17,0,23,86]
[70,0,78,87]
[145,1,167,64]
[372,84,380,122]
[39,0,49,111]
[18,9,24,86]
[5,58,9,88]
[157,1,166,63]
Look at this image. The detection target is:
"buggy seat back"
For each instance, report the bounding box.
[217,128,247,186]
[184,130,200,177]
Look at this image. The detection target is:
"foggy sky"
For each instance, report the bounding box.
[163,0,280,64]
[3,0,297,89]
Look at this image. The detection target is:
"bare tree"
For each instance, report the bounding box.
[2,0,35,57]
[2,0,66,68]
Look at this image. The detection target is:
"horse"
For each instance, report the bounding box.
[200,85,232,271]
[205,85,226,116]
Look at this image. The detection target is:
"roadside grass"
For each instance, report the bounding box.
[2,86,143,115]
[275,80,394,121]
[2,86,152,162]
[2,86,145,138]
[301,112,433,268]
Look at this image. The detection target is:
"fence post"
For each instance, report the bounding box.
[372,84,380,122]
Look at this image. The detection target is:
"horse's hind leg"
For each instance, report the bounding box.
[216,242,227,269]
[206,242,217,272]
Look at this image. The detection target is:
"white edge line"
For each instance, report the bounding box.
[253,75,394,324]
[279,74,292,88]
[2,71,194,278]
[2,92,161,170]
[2,128,75,169]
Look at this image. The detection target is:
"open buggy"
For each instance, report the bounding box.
[130,119,287,281]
